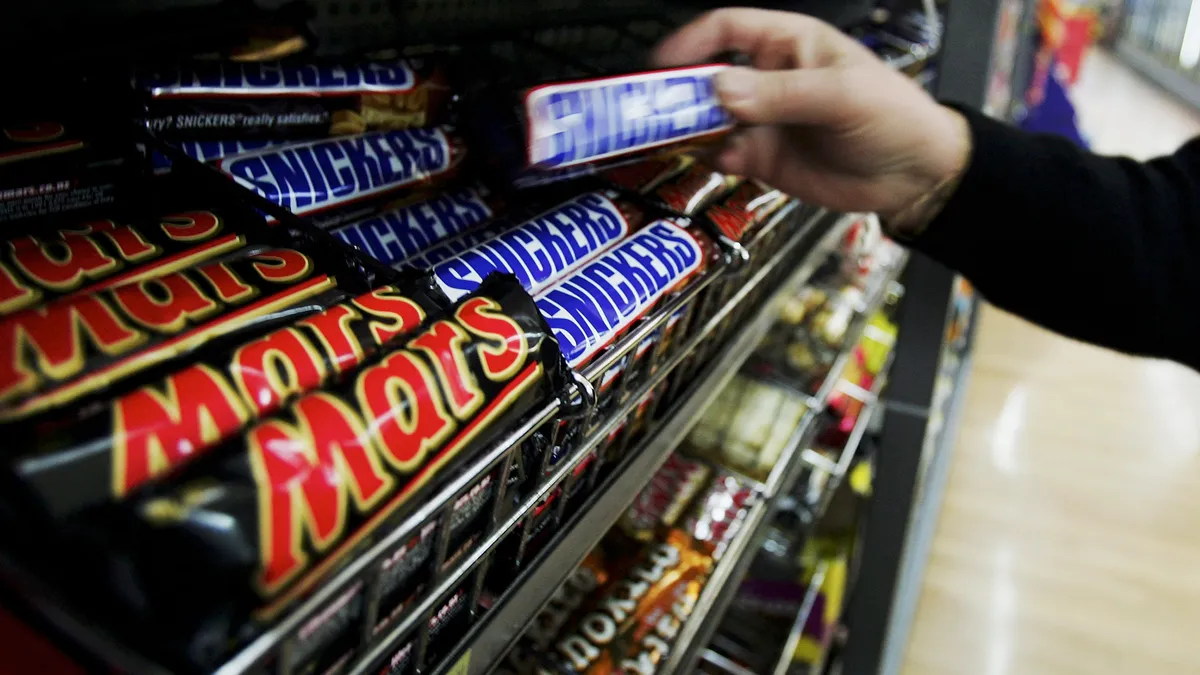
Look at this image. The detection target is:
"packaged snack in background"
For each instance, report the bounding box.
[599,154,692,195]
[6,272,446,524]
[332,183,502,267]
[374,582,472,675]
[618,454,711,542]
[0,243,346,423]
[463,64,735,188]
[702,180,790,244]
[641,158,739,218]
[372,522,438,638]
[719,380,809,480]
[530,214,719,473]
[216,127,466,229]
[139,58,450,140]
[79,273,572,672]
[682,471,756,561]
[538,529,711,674]
[501,548,610,675]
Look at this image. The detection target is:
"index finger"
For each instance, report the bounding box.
[652,8,823,68]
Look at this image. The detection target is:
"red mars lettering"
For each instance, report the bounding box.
[112,365,250,496]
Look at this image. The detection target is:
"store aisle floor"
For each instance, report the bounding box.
[899,50,1200,675]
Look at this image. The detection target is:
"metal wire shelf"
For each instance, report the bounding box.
[425,209,856,675]
[698,351,896,675]
[657,248,909,675]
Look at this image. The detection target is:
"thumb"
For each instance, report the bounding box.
[715,66,847,126]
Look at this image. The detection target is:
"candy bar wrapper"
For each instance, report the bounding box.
[502,549,610,675]
[7,271,448,524]
[0,207,284,317]
[374,580,471,675]
[618,454,711,542]
[524,214,716,476]
[539,530,711,674]
[638,158,739,218]
[599,155,692,196]
[85,272,571,671]
[0,107,138,227]
[702,180,790,245]
[683,471,756,561]
[464,65,735,188]
[0,238,368,424]
[536,215,718,421]
[332,183,503,268]
[150,138,296,174]
[431,190,647,301]
[217,127,466,229]
[140,58,451,140]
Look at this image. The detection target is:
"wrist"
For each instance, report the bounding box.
[881,106,972,236]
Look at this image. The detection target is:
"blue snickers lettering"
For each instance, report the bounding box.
[220,129,452,217]
[431,192,629,301]
[528,67,733,169]
[535,220,702,366]
[332,187,494,266]
[147,60,414,95]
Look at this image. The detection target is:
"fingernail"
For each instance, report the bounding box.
[715,68,755,105]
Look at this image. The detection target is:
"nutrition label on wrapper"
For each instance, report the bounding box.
[0,182,116,224]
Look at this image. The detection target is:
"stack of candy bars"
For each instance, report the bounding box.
[0,33,818,675]
[495,451,757,675]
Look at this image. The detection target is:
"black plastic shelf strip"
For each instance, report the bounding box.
[660,249,910,675]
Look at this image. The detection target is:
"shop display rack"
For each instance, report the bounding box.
[0,0,1004,671]
[658,249,908,675]
[426,208,853,675]
[698,350,896,675]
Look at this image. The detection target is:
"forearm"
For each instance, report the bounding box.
[903,106,1200,368]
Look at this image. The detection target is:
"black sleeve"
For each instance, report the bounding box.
[911,104,1200,370]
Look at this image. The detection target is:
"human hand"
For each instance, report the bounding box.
[655,8,971,228]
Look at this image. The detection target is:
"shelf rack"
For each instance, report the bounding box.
[426,207,854,675]
[659,249,909,675]
[0,196,851,675]
[695,346,895,675]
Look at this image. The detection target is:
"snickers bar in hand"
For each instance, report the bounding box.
[465,65,735,187]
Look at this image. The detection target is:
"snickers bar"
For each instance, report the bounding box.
[9,276,446,522]
[332,184,501,267]
[150,138,293,174]
[218,127,465,228]
[525,65,734,171]
[0,209,257,317]
[0,245,341,421]
[141,58,449,140]
[534,217,708,369]
[432,190,642,301]
[102,273,571,671]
